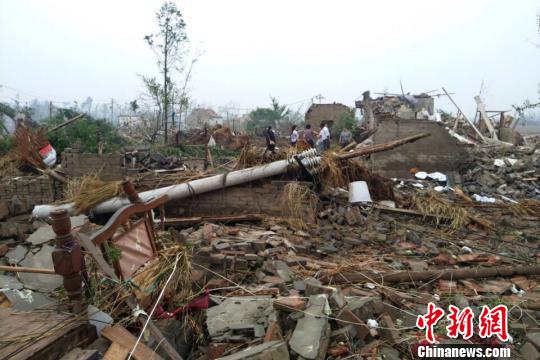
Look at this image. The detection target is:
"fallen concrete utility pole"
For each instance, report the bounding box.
[336,132,431,160]
[32,149,321,218]
[320,265,540,285]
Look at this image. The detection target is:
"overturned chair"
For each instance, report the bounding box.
[51,180,183,360]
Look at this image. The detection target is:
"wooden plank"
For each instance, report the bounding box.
[474,96,498,140]
[101,325,163,360]
[442,88,486,141]
[0,265,56,274]
[0,308,96,360]
[104,342,130,360]
[60,347,100,360]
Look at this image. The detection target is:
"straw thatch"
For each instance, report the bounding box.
[282,182,319,229]
[62,173,122,215]
[12,126,49,169]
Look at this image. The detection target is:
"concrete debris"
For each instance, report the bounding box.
[217,340,289,360]
[18,245,62,292]
[26,215,87,245]
[3,288,55,310]
[289,295,330,360]
[206,297,276,342]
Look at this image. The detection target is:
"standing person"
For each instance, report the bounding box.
[303,124,315,148]
[290,125,299,146]
[317,122,330,151]
[265,126,276,154]
[339,127,352,148]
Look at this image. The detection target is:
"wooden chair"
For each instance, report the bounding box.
[87,180,168,280]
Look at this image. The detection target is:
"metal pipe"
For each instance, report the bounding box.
[32,150,321,218]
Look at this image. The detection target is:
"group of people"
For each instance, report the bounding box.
[265,122,354,154]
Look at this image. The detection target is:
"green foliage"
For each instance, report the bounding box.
[130,100,139,113]
[333,111,357,139]
[0,136,12,155]
[158,144,239,158]
[144,1,188,143]
[245,97,291,133]
[42,108,125,153]
[103,242,122,263]
[437,109,454,120]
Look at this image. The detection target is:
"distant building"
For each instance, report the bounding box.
[118,115,143,129]
[185,108,223,129]
[304,103,354,130]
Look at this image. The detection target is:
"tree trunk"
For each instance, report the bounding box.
[163,27,169,145]
[320,265,540,285]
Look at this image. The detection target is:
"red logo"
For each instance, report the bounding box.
[416,302,445,344]
[417,303,509,343]
[478,304,509,342]
[446,305,474,340]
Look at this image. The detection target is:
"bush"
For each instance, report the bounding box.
[0,136,12,155]
[42,109,125,153]
[333,111,357,139]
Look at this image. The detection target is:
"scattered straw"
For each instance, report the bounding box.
[61,173,122,214]
[12,126,49,169]
[282,182,318,229]
[412,190,470,232]
[0,154,21,179]
[318,152,348,189]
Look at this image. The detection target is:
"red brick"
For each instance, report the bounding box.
[273,297,307,312]
[336,308,369,339]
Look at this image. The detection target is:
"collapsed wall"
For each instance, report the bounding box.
[61,148,125,181]
[0,176,63,215]
[371,117,471,178]
[166,180,315,221]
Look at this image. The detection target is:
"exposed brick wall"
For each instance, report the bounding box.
[0,175,63,214]
[372,118,471,178]
[166,180,315,220]
[61,148,125,181]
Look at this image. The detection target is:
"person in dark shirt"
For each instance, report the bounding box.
[303,124,315,148]
[265,126,276,153]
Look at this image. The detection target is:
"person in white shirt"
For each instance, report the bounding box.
[317,122,330,151]
[290,125,299,146]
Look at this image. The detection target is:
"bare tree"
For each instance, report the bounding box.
[144,1,187,144]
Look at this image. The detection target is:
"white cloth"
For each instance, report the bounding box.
[319,126,330,142]
[291,129,298,143]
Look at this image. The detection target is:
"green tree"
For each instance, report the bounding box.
[43,108,125,153]
[129,100,139,114]
[246,97,290,133]
[144,1,188,144]
[333,111,357,140]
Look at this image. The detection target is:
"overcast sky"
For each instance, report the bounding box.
[1,0,539,116]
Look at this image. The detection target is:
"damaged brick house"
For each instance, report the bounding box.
[185,108,223,129]
[356,92,435,120]
[304,103,354,130]
[356,92,469,178]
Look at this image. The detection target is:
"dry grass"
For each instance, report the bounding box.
[412,190,470,232]
[12,126,49,169]
[62,173,122,214]
[282,182,319,229]
[0,154,21,179]
[131,244,193,307]
[234,145,297,170]
[318,152,348,189]
[317,154,396,201]
[509,199,540,218]
[87,239,193,323]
